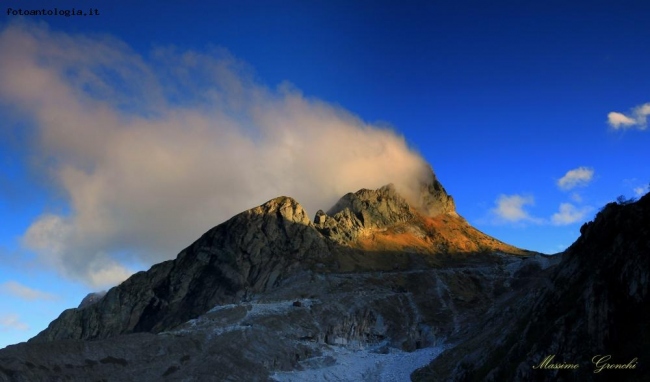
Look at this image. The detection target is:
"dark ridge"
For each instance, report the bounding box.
[414,193,650,382]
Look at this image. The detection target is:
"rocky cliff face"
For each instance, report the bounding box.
[413,193,650,382]
[0,169,544,381]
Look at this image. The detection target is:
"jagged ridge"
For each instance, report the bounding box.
[30,169,524,343]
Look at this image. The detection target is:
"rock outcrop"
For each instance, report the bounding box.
[314,184,416,244]
[413,193,650,382]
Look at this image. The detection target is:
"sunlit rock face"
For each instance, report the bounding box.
[413,193,650,382]
[314,184,416,245]
[0,169,549,381]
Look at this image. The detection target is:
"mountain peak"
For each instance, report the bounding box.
[248,196,311,226]
[312,166,458,245]
[77,291,107,309]
[313,184,413,244]
[412,167,457,217]
[326,183,414,225]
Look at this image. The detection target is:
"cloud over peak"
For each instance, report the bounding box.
[607,102,650,130]
[0,22,431,288]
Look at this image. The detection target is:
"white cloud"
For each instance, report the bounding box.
[607,102,650,130]
[557,167,594,190]
[607,112,637,128]
[491,194,543,224]
[0,314,29,332]
[0,22,432,288]
[551,203,593,225]
[0,281,58,301]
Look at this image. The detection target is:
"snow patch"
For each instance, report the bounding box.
[207,303,238,313]
[270,344,451,382]
[168,299,317,337]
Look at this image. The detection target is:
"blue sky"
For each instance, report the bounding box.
[1,0,649,348]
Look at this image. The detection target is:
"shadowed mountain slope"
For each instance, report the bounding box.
[29,169,528,344]
[413,193,650,382]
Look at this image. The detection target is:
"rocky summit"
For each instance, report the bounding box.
[3,168,645,381]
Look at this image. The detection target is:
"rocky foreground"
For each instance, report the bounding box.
[5,170,644,381]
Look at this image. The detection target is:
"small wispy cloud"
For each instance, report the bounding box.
[570,192,583,203]
[551,203,593,225]
[0,281,59,301]
[607,112,637,128]
[0,314,29,331]
[607,102,650,130]
[491,194,543,224]
[557,167,594,190]
[634,185,649,197]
